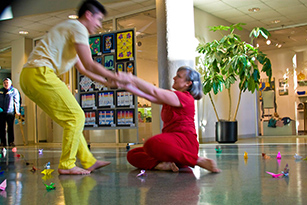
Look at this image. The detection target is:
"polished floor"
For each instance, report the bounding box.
[0,137,307,205]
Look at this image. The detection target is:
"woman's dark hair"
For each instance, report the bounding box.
[78,0,107,18]
[177,66,203,100]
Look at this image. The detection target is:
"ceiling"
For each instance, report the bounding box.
[1,0,307,71]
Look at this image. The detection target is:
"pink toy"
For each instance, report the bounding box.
[137,170,146,177]
[266,171,283,178]
[276,152,281,159]
[0,179,6,191]
[12,147,17,153]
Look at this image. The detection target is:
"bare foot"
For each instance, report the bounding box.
[58,166,91,175]
[197,157,220,173]
[87,160,111,172]
[155,162,179,172]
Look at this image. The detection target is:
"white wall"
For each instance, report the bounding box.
[260,47,307,134]
[263,49,296,119]
[194,8,258,142]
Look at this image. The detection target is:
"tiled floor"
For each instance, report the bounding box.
[0,136,307,205]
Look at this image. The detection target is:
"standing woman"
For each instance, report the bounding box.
[0,78,21,147]
[118,66,220,172]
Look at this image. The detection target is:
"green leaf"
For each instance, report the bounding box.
[253,69,260,81]
[203,80,212,94]
[259,27,271,39]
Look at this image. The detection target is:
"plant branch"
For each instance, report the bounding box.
[233,89,242,121]
[228,88,231,121]
[209,92,220,122]
[233,78,246,121]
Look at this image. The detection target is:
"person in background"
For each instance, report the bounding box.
[0,77,21,147]
[117,66,220,173]
[20,0,128,175]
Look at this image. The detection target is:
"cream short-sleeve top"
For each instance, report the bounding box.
[23,20,89,75]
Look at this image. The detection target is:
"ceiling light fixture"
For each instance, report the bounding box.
[266,40,271,45]
[271,20,280,24]
[68,15,78,19]
[19,31,28,35]
[248,7,260,12]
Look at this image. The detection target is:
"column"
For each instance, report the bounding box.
[154,0,196,132]
[11,37,35,144]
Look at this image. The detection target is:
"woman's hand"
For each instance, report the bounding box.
[116,71,134,84]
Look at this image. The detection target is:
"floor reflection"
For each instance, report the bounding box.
[0,137,307,204]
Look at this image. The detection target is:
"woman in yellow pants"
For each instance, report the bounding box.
[20,1,126,175]
[20,66,108,174]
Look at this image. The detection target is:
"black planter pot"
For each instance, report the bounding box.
[215,120,238,143]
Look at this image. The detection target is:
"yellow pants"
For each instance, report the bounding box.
[20,66,96,169]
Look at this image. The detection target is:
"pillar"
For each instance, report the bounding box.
[153,0,196,133]
[11,37,35,144]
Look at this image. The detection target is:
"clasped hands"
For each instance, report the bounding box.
[106,72,135,89]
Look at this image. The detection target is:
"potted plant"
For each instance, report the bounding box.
[196,23,272,143]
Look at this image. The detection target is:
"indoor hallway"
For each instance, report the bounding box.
[0,136,307,204]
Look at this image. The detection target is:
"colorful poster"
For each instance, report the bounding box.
[93,81,104,91]
[84,111,96,126]
[98,91,114,107]
[116,63,124,72]
[79,76,93,92]
[116,90,134,107]
[102,34,115,53]
[98,110,115,126]
[89,36,101,55]
[80,93,96,108]
[116,31,134,61]
[104,55,114,70]
[116,109,134,126]
[94,56,102,64]
[126,61,134,74]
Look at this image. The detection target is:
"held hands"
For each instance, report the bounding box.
[116,71,134,84]
[102,72,135,89]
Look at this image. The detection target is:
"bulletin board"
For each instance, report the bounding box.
[77,29,138,130]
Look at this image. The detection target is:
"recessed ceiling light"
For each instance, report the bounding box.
[248,8,260,12]
[19,31,28,35]
[68,14,78,19]
[266,40,271,45]
[271,20,280,24]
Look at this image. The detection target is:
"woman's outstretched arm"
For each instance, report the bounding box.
[117,72,181,107]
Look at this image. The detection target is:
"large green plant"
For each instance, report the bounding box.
[196,23,272,122]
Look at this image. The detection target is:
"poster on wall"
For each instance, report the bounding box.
[116,30,134,61]
[126,61,134,74]
[102,34,115,53]
[116,109,135,126]
[104,54,115,71]
[93,81,105,91]
[116,90,134,107]
[98,110,115,127]
[89,36,101,56]
[79,75,94,92]
[78,28,137,131]
[98,91,115,108]
[279,89,288,96]
[116,63,125,72]
[94,56,102,64]
[84,111,97,127]
[279,78,289,87]
[80,93,96,109]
